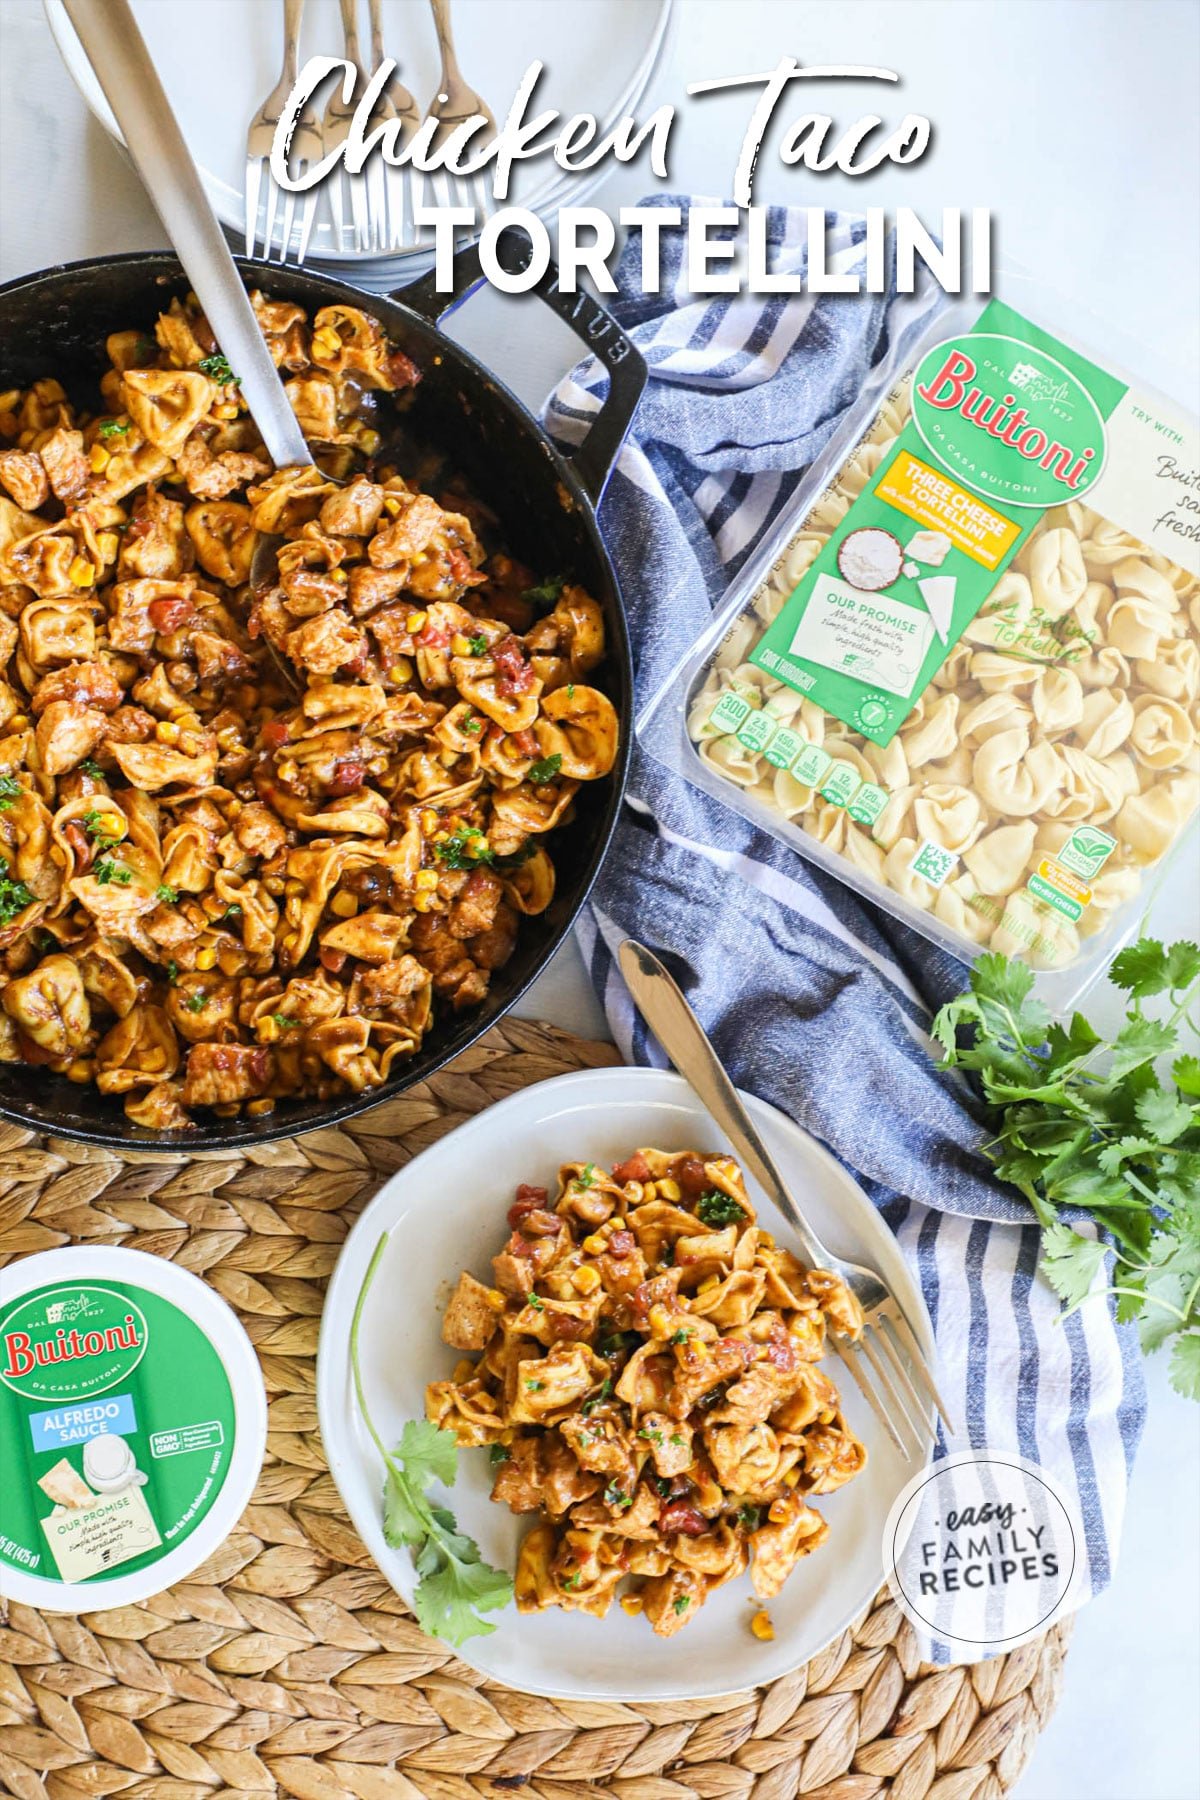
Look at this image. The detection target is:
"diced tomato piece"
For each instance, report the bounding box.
[492,634,535,696]
[148,595,196,633]
[613,1152,651,1184]
[386,349,421,390]
[673,1154,709,1197]
[419,623,449,649]
[510,728,537,757]
[262,719,291,749]
[659,1502,707,1537]
[606,1229,635,1259]
[319,947,347,973]
[447,547,486,588]
[507,1185,548,1227]
[327,757,365,795]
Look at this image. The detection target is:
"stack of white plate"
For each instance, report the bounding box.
[46,0,674,293]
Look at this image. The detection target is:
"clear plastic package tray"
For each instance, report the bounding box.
[642,288,1200,1007]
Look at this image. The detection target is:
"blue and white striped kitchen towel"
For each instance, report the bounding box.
[545,197,1145,1649]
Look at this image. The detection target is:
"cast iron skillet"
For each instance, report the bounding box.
[0,234,645,1149]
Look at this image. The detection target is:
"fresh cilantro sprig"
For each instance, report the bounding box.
[349,1234,513,1645]
[932,939,1200,1399]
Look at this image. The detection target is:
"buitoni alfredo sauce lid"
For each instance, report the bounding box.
[0,1246,266,1610]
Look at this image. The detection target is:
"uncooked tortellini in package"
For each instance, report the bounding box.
[656,295,1200,1000]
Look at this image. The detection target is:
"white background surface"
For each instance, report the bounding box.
[1,2,1198,1795]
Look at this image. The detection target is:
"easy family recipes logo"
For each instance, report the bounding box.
[269,53,991,295]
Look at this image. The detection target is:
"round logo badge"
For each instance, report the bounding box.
[883,1451,1082,1656]
[0,1286,148,1401]
[911,333,1106,508]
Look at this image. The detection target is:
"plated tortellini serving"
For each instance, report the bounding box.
[685,374,1200,978]
[426,1147,866,1637]
[0,292,617,1126]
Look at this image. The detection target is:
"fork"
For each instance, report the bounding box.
[367,0,423,249]
[244,0,322,262]
[323,0,372,253]
[617,939,954,1461]
[423,0,496,224]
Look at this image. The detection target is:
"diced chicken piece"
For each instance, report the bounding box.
[119,489,194,580]
[233,802,288,860]
[366,492,444,567]
[320,475,384,537]
[641,1567,708,1636]
[0,448,50,510]
[749,1494,829,1600]
[32,659,124,715]
[491,1436,543,1513]
[541,1435,602,1515]
[174,436,268,499]
[638,1412,694,1479]
[35,701,108,775]
[447,866,503,941]
[38,427,91,508]
[441,1270,499,1351]
[182,1041,273,1108]
[285,609,368,675]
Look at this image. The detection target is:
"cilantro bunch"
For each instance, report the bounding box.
[349,1235,513,1644]
[933,939,1200,1399]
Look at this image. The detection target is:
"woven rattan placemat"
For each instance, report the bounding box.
[0,1019,1070,1800]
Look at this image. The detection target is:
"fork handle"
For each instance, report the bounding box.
[61,0,311,471]
[617,940,831,1271]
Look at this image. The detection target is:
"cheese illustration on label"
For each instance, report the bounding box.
[906,528,952,566]
[37,1458,95,1510]
[917,574,958,644]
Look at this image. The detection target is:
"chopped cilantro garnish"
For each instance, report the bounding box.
[0,774,22,810]
[79,759,105,779]
[98,419,130,438]
[668,1329,690,1346]
[527,754,562,785]
[562,1571,582,1590]
[83,809,120,849]
[156,883,179,904]
[670,1433,685,1447]
[653,1475,672,1498]
[598,1331,638,1359]
[434,827,494,870]
[524,1379,544,1392]
[566,683,576,699]
[198,352,237,385]
[467,633,488,655]
[603,1482,633,1510]
[166,961,179,984]
[272,1014,298,1029]
[695,1189,746,1228]
[527,1294,544,1311]
[461,713,481,735]
[673,1595,690,1615]
[582,1377,613,1415]
[578,1162,596,1189]
[522,574,565,608]
[738,1504,762,1531]
[488,1444,509,1467]
[221,903,242,921]
[184,992,208,1013]
[0,874,34,923]
[638,1427,663,1445]
[93,858,131,885]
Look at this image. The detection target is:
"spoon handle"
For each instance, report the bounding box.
[61,0,312,471]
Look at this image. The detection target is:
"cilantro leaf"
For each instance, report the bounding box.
[1168,1333,1200,1402]
[0,873,35,923]
[198,352,237,385]
[526,754,563,785]
[1041,1225,1110,1309]
[1174,1054,1200,1098]
[1110,939,1169,997]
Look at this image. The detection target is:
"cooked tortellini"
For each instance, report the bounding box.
[685,375,1199,975]
[0,293,617,1126]
[428,1147,865,1636]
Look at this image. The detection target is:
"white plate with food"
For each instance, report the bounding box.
[317,1065,934,1699]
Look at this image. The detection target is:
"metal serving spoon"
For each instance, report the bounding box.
[62,0,318,693]
[618,939,951,1460]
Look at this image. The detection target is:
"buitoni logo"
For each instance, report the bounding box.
[0,1286,148,1401]
[911,333,1107,508]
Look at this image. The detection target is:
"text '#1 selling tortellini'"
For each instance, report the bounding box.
[0,293,617,1127]
[427,1147,866,1637]
[677,298,1199,986]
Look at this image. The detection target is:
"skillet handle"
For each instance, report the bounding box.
[397,228,646,508]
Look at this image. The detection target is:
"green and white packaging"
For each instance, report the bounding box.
[643,285,1200,1005]
[0,1247,266,1610]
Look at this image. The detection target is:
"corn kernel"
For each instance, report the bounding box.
[96,531,119,562]
[406,610,427,633]
[656,1177,681,1201]
[195,948,217,971]
[784,1468,801,1487]
[698,1274,721,1294]
[759,1232,775,1249]
[88,443,110,473]
[649,1304,672,1337]
[155,719,181,745]
[411,551,427,567]
[620,1594,643,1616]
[312,328,341,359]
[486,1288,506,1310]
[216,725,242,752]
[214,401,239,420]
[97,814,123,839]
[246,1098,275,1117]
[572,1265,601,1296]
[383,494,403,515]
[329,890,358,918]
[285,877,306,898]
[359,428,381,455]
[420,808,439,834]
[67,1058,95,1084]
[453,1358,474,1384]
[412,890,434,912]
[451,633,472,656]
[9,714,28,731]
[414,869,439,891]
[332,565,348,582]
[68,556,95,588]
[582,1234,606,1256]
[750,1609,775,1641]
[385,658,411,685]
[257,1016,280,1042]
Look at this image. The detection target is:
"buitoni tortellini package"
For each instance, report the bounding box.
[644,291,1200,1002]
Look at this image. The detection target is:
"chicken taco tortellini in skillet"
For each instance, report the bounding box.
[0,293,617,1126]
[427,1148,866,1636]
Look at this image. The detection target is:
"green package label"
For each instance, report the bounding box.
[0,1281,236,1587]
[1055,825,1118,879]
[736,709,776,753]
[763,726,805,770]
[793,744,833,787]
[819,760,862,807]
[707,691,751,735]
[749,301,1129,744]
[847,782,889,826]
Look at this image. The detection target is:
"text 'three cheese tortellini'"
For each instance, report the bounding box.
[683,361,1199,979]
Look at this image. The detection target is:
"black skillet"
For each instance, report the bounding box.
[0,239,645,1148]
